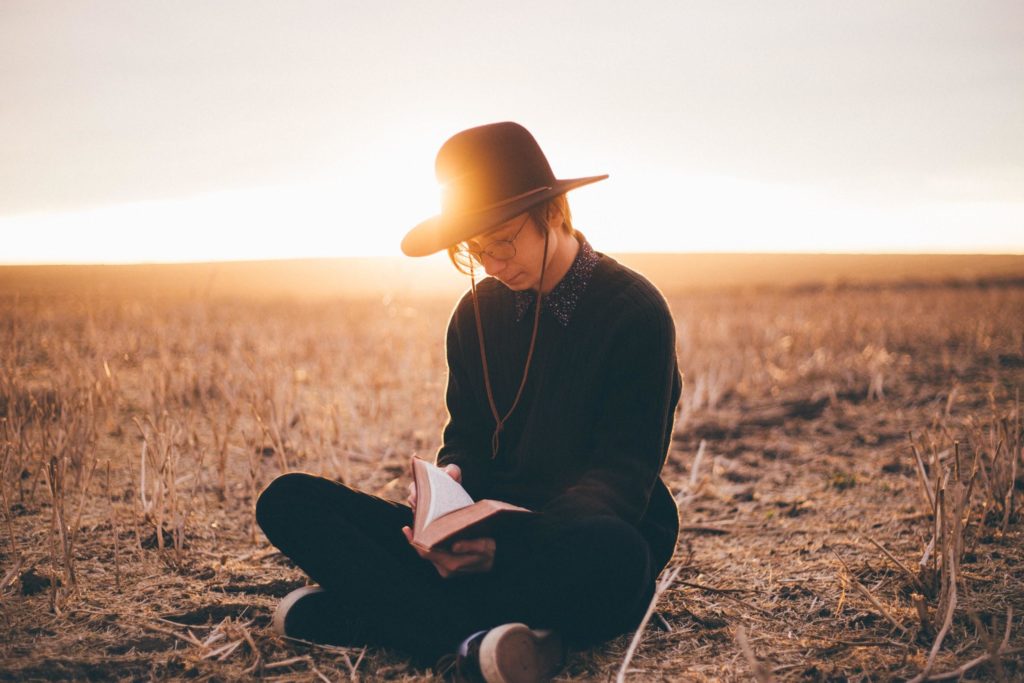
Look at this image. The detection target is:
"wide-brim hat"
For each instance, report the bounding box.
[401,122,607,257]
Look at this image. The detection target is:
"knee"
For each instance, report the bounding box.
[559,516,651,591]
[578,517,649,565]
[255,472,320,540]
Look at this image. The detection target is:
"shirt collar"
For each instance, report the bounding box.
[513,236,599,326]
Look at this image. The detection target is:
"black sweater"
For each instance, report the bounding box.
[437,253,682,573]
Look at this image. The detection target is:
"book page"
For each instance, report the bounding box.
[421,461,474,528]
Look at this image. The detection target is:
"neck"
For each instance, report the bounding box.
[537,233,579,294]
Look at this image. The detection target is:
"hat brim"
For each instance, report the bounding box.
[401,175,608,257]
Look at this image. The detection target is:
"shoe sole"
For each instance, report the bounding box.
[478,623,563,683]
[272,585,324,637]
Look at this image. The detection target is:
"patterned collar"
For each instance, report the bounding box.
[513,236,599,326]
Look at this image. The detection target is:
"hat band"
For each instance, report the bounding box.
[450,185,552,217]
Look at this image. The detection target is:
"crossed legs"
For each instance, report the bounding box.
[256,472,654,663]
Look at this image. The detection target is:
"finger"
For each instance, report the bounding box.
[444,464,462,483]
[445,553,491,575]
[404,532,431,559]
[452,537,495,554]
[426,554,457,578]
[448,547,484,566]
[451,541,472,554]
[404,528,455,565]
[406,539,433,561]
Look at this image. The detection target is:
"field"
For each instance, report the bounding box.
[1,254,1023,681]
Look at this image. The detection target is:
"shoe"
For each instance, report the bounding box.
[272,586,327,639]
[272,586,381,646]
[445,623,564,683]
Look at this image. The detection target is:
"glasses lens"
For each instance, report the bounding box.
[486,241,515,261]
[453,248,477,270]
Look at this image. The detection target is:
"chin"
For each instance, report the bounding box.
[498,273,533,290]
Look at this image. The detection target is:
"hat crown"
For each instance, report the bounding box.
[400,121,605,257]
[435,122,556,217]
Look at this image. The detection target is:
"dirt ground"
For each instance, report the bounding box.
[1,271,1022,681]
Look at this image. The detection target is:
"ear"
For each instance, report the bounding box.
[546,203,564,231]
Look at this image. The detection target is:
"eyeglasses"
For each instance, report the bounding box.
[454,214,530,269]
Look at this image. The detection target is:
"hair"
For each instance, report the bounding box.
[446,194,575,275]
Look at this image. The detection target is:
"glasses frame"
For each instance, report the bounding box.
[456,214,531,268]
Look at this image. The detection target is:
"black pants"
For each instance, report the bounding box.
[255,472,655,663]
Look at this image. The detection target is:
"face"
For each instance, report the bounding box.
[463,211,562,291]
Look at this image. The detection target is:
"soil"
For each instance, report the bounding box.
[1,274,1022,681]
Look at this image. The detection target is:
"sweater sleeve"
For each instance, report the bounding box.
[540,295,680,526]
[435,300,494,497]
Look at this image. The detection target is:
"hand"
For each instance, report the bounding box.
[407,460,462,510]
[402,526,496,578]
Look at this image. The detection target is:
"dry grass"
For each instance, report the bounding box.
[1,263,1022,681]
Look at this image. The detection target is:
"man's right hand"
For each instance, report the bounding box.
[401,526,495,577]
[406,461,462,509]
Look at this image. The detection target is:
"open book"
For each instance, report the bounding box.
[411,457,532,551]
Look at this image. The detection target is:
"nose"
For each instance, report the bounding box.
[481,253,506,276]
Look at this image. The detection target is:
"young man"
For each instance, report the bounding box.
[257,122,681,683]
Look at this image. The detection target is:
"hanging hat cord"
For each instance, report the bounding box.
[470,226,549,458]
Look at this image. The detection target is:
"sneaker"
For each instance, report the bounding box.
[272,585,382,646]
[272,586,327,639]
[447,623,564,683]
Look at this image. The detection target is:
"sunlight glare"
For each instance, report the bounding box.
[3,165,1021,263]
[1,154,442,264]
[573,170,1024,254]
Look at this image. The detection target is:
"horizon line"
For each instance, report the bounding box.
[3,249,1024,268]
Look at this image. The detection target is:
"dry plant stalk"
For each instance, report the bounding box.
[866,536,926,593]
[911,593,931,637]
[735,625,774,683]
[924,607,1016,681]
[675,439,708,509]
[42,457,76,598]
[909,432,935,515]
[831,549,907,634]
[909,449,967,682]
[134,414,198,565]
[967,609,1007,683]
[0,555,25,593]
[1000,437,1018,535]
[206,397,240,502]
[105,460,121,591]
[0,447,19,559]
[968,399,1022,533]
[330,403,351,484]
[243,429,263,545]
[615,564,682,683]
[689,438,707,489]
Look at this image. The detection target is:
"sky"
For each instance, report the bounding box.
[1,0,1022,263]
